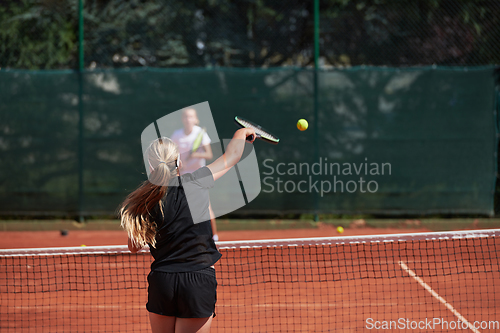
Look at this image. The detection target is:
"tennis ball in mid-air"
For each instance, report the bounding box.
[337,226,344,234]
[297,119,308,131]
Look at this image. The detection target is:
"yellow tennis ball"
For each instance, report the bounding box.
[336,226,344,234]
[80,244,86,247]
[297,119,308,131]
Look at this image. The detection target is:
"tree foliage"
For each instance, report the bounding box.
[0,0,499,69]
[320,0,500,66]
[0,0,77,69]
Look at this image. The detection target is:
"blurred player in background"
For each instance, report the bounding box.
[171,108,219,241]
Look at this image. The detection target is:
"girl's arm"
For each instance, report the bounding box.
[207,128,255,181]
[128,237,143,254]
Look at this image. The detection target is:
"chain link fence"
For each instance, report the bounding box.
[1,0,499,70]
[320,0,500,67]
[83,0,314,68]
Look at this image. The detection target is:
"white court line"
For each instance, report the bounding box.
[398,261,480,333]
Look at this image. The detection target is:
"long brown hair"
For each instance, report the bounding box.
[119,137,178,248]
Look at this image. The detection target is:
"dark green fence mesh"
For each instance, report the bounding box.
[1,0,499,70]
[0,68,496,216]
[0,71,80,214]
[314,68,496,214]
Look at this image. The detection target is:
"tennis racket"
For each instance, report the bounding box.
[234,116,280,144]
[192,127,206,153]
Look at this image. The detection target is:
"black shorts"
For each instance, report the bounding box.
[146,267,217,318]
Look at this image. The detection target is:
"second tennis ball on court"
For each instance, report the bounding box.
[297,119,308,131]
[337,226,344,234]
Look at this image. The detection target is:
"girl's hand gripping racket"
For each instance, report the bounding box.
[234,116,280,144]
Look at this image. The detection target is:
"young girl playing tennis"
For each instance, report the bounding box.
[119,127,255,333]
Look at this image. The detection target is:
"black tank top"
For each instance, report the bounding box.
[149,166,221,272]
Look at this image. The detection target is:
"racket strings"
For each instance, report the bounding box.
[239,120,277,140]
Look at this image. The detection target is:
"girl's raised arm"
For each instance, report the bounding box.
[207,128,255,181]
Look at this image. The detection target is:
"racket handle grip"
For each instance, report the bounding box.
[246,134,254,142]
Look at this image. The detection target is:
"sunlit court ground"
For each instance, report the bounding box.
[1,217,499,248]
[1,218,500,332]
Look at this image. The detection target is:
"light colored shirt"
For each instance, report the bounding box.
[171,125,211,175]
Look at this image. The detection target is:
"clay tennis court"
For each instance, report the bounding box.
[0,222,430,249]
[1,227,499,332]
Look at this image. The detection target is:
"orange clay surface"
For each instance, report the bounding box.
[0,224,431,249]
[2,225,498,333]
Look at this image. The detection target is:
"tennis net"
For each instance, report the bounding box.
[1,229,500,332]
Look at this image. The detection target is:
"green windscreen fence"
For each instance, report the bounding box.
[0,67,497,216]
